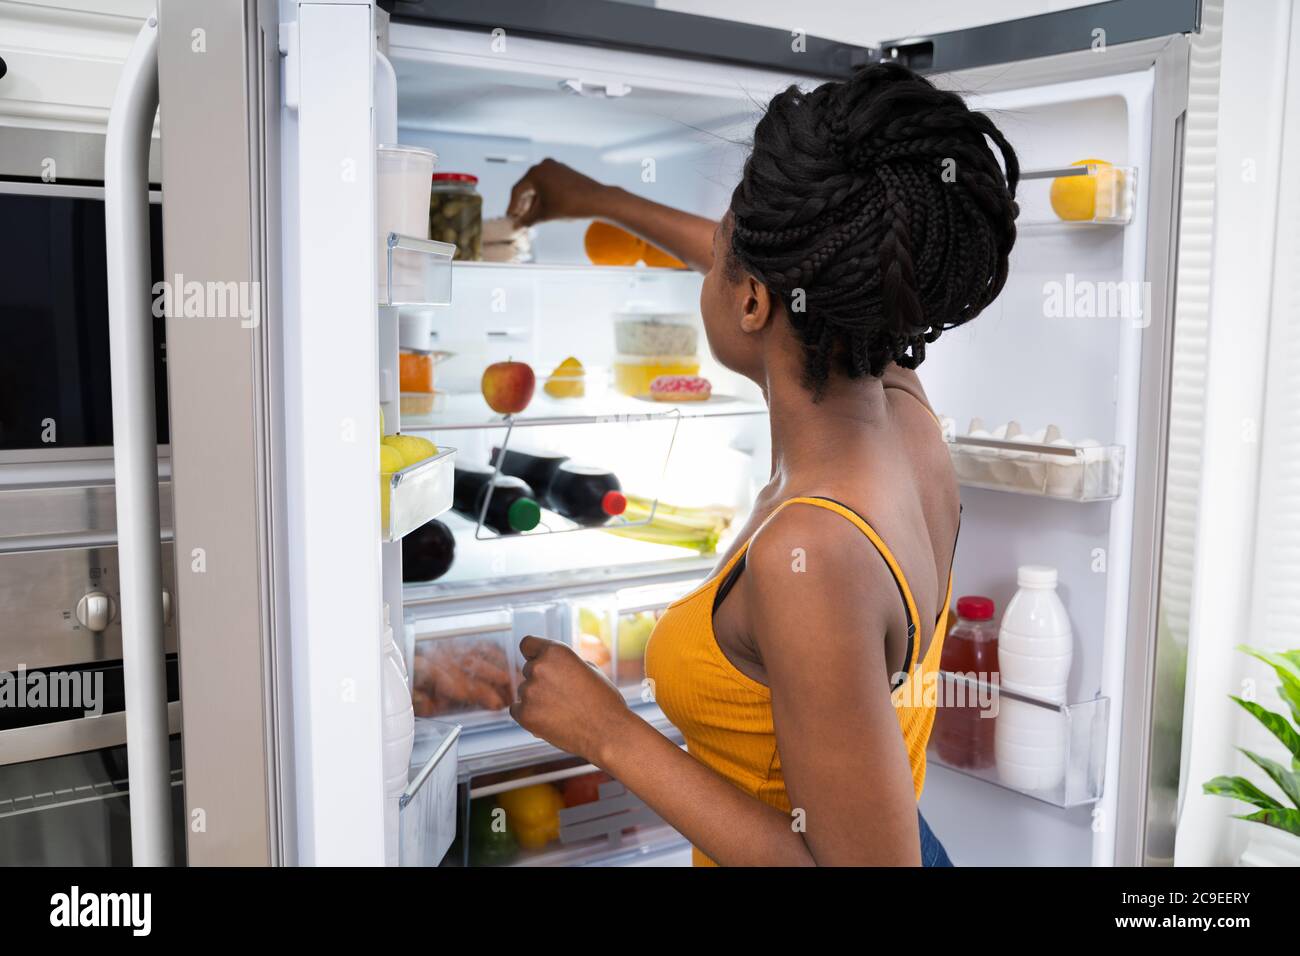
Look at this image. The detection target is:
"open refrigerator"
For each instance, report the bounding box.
[103,0,1202,865]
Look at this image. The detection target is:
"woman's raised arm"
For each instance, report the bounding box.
[508,158,718,273]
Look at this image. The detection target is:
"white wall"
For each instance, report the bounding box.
[656,0,1111,46]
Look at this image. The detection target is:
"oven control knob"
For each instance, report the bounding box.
[75,591,113,633]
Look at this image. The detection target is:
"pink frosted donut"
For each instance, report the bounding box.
[649,374,712,402]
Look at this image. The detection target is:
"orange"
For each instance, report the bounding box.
[642,243,686,269]
[584,221,643,266]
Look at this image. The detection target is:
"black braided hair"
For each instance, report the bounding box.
[728,61,1019,395]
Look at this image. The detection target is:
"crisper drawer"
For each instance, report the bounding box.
[407,603,566,729]
[564,580,699,699]
[445,755,689,867]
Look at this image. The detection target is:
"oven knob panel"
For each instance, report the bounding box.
[75,591,115,633]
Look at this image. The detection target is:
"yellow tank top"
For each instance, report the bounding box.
[644,496,953,867]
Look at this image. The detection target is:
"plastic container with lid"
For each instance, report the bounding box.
[411,619,519,720]
[377,145,437,298]
[613,312,699,356]
[613,355,701,397]
[934,595,999,770]
[429,172,482,261]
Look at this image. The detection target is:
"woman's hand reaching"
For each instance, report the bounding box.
[507,159,609,227]
[506,158,718,272]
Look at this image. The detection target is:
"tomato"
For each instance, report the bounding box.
[561,771,610,808]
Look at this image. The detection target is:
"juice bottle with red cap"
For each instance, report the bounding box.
[934,595,999,769]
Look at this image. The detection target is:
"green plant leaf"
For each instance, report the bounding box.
[1230,696,1300,762]
[1238,645,1300,725]
[1240,645,1300,683]
[1239,748,1300,809]
[1233,808,1300,837]
[1203,774,1284,810]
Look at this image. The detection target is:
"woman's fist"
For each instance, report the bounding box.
[509,635,630,764]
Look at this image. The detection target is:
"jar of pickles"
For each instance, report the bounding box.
[429,173,482,261]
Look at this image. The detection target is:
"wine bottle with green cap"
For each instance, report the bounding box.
[452,463,542,535]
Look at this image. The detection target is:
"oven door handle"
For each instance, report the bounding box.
[0,702,183,768]
[104,10,173,868]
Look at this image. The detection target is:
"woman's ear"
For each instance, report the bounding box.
[740,274,773,333]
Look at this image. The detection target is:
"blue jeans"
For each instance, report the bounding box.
[919,811,953,866]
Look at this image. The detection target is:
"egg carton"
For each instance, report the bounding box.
[942,418,1123,502]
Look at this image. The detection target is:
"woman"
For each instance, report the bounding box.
[506,61,1019,866]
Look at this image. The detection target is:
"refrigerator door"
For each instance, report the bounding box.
[884,1,1196,866]
[155,0,296,864]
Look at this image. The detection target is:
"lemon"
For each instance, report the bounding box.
[544,356,585,399]
[379,444,404,474]
[382,434,437,467]
[1050,158,1115,222]
[380,474,392,533]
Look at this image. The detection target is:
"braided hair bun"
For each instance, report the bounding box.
[729,61,1019,393]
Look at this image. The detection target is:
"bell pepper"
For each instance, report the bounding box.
[497,783,565,850]
[468,798,519,867]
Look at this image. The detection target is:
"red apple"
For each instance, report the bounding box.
[481,360,535,414]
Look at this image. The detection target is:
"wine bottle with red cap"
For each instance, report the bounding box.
[545,462,627,527]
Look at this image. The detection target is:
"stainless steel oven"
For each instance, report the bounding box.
[0,126,183,865]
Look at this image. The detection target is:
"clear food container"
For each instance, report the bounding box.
[399,348,453,393]
[377,144,437,297]
[569,583,685,692]
[399,390,448,426]
[429,172,483,261]
[612,354,701,397]
[410,610,520,722]
[613,313,699,356]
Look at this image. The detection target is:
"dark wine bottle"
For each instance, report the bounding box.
[490,446,569,498]
[452,463,542,535]
[402,519,456,582]
[546,462,626,527]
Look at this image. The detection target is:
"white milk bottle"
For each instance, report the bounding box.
[995,565,1073,792]
[382,603,415,865]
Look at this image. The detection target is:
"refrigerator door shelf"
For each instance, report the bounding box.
[947,436,1123,502]
[928,672,1109,809]
[399,718,461,867]
[383,446,457,542]
[1016,164,1139,228]
[383,232,455,309]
